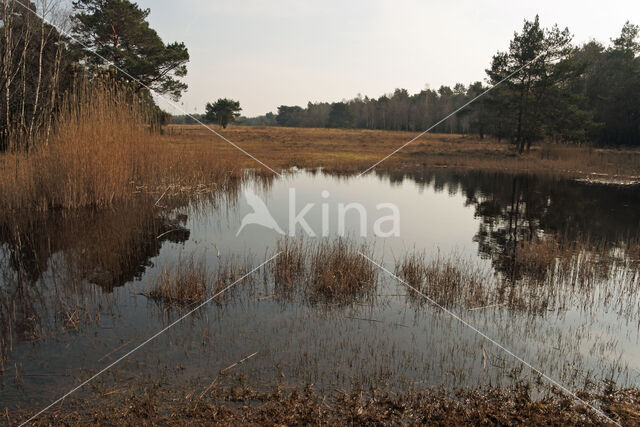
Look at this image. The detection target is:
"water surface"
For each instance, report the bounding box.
[1,169,639,409]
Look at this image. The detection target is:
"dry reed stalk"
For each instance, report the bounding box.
[0,78,249,213]
[273,237,307,288]
[212,257,251,304]
[628,242,640,261]
[395,253,494,308]
[307,238,378,303]
[271,237,379,303]
[148,255,209,306]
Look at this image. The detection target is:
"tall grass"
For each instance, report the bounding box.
[395,253,494,308]
[0,78,246,212]
[148,255,209,307]
[394,238,640,318]
[273,237,379,303]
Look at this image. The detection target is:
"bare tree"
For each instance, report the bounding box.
[0,0,69,151]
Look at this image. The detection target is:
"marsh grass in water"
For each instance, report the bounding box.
[273,237,379,304]
[212,257,252,305]
[147,254,254,307]
[395,252,495,308]
[273,237,307,290]
[308,238,378,303]
[148,255,209,307]
[394,237,640,320]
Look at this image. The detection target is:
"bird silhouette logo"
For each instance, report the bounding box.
[236,188,285,236]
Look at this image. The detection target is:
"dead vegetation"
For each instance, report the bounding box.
[308,238,378,302]
[163,124,640,181]
[627,241,640,261]
[273,237,307,289]
[10,381,640,426]
[147,255,209,307]
[1,85,638,217]
[0,80,251,214]
[212,257,251,304]
[395,252,495,308]
[394,238,640,319]
[272,237,379,303]
[147,254,253,307]
[2,91,640,424]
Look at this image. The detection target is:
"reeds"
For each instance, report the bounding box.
[273,237,307,288]
[273,237,379,303]
[148,255,209,307]
[0,78,249,213]
[212,257,251,304]
[395,252,494,308]
[627,242,640,261]
[394,237,640,319]
[308,238,378,302]
[147,254,253,307]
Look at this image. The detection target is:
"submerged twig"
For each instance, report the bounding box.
[219,352,258,375]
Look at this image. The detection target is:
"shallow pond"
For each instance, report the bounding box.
[1,169,639,410]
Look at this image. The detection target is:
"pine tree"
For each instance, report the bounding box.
[205,99,242,128]
[486,16,573,152]
[72,0,189,100]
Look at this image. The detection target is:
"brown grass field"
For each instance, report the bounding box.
[165,124,640,180]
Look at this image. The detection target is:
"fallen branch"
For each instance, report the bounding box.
[220,352,258,375]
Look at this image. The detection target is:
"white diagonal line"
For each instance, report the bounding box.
[358,52,546,177]
[20,252,281,426]
[13,0,281,177]
[358,252,619,426]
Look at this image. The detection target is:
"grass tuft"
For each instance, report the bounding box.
[148,255,209,306]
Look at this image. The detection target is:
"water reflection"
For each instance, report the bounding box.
[1,168,639,410]
[0,204,190,290]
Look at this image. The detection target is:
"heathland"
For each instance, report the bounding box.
[2,86,640,425]
[2,1,640,425]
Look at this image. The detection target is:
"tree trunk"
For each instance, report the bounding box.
[45,30,65,145]
[29,0,49,148]
[3,0,15,149]
[19,10,31,149]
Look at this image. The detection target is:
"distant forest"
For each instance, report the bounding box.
[175,17,640,149]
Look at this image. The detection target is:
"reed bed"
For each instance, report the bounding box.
[272,237,379,303]
[270,235,640,317]
[510,240,640,317]
[147,253,253,307]
[0,79,251,213]
[626,241,640,261]
[394,237,640,319]
[395,253,495,308]
[273,237,307,289]
[308,239,378,302]
[212,257,251,305]
[148,255,209,307]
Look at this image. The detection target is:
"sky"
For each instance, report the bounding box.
[134,0,640,117]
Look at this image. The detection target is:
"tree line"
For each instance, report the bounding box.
[1,0,189,151]
[243,17,639,149]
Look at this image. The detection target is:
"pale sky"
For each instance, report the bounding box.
[136,0,639,117]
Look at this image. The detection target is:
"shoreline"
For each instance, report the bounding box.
[11,382,640,425]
